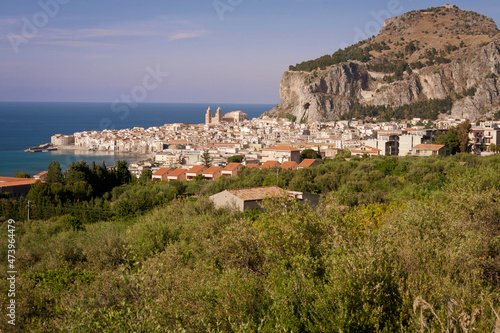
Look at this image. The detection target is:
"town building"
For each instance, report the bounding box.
[33,171,48,181]
[167,169,187,181]
[209,186,319,212]
[262,146,301,163]
[0,177,38,200]
[261,160,281,169]
[51,134,75,146]
[152,168,173,182]
[203,166,223,180]
[411,144,451,157]
[186,165,207,180]
[221,163,242,177]
[298,159,320,169]
[280,161,299,170]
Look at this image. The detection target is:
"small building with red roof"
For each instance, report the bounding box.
[280,161,299,171]
[261,160,281,169]
[203,166,223,180]
[152,168,173,182]
[298,159,320,169]
[245,163,260,169]
[33,171,48,181]
[221,163,242,177]
[0,177,38,201]
[167,168,187,182]
[350,146,382,157]
[411,144,450,157]
[186,165,207,180]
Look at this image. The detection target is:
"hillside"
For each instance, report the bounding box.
[264,5,500,122]
[1,154,500,331]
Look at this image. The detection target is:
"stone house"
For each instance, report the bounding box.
[209,186,319,212]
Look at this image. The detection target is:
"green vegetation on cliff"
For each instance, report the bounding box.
[341,96,454,121]
[289,43,371,72]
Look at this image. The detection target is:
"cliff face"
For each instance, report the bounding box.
[265,6,500,122]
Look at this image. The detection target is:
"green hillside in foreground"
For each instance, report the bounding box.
[1,154,500,331]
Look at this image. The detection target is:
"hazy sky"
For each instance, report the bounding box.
[1,0,499,104]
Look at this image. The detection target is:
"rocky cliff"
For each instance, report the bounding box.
[265,5,500,122]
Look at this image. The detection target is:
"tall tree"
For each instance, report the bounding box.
[436,128,459,154]
[227,155,243,163]
[301,149,321,160]
[113,160,132,185]
[201,150,212,168]
[65,160,91,186]
[47,161,64,184]
[138,169,153,185]
[457,121,471,153]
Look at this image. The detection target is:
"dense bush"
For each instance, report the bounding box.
[1,155,500,331]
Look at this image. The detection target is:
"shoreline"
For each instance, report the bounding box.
[25,143,152,157]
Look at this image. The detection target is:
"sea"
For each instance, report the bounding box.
[0,102,275,177]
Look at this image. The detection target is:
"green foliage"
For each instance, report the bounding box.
[341,96,454,121]
[457,121,471,153]
[15,171,31,178]
[47,161,63,184]
[2,157,500,332]
[227,155,244,163]
[138,169,152,185]
[285,113,297,122]
[201,150,212,168]
[289,44,370,72]
[300,148,321,160]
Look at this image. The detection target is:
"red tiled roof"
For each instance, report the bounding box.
[187,165,206,174]
[298,159,318,167]
[245,164,260,169]
[413,144,446,150]
[153,168,172,176]
[0,177,38,187]
[168,169,187,177]
[263,145,300,152]
[261,160,281,169]
[223,163,241,171]
[280,161,298,170]
[203,166,222,175]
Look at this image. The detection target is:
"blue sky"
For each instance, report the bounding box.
[1,0,499,104]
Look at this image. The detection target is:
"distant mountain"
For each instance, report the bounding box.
[264,5,500,122]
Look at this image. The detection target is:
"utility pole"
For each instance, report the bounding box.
[276,168,279,186]
[27,200,30,223]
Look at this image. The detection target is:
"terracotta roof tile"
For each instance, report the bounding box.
[413,144,446,150]
[223,163,242,171]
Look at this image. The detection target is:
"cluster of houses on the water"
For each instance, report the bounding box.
[5,108,500,203]
[48,107,500,165]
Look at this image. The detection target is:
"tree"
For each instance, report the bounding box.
[436,128,459,154]
[201,150,212,168]
[301,149,321,160]
[113,160,132,185]
[138,169,153,185]
[227,155,244,164]
[490,143,497,153]
[457,121,471,153]
[15,171,31,178]
[47,161,64,184]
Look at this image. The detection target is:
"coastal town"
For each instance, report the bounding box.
[43,106,500,180]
